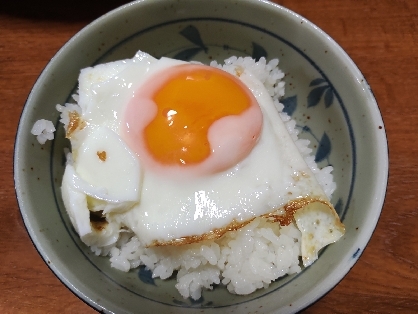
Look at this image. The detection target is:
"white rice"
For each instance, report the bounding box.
[30,119,55,144]
[34,55,335,300]
[106,217,301,300]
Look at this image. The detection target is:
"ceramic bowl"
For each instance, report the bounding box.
[14,0,388,313]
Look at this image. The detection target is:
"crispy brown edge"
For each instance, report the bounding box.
[148,197,333,247]
[66,111,86,138]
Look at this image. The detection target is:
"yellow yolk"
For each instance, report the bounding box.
[122,63,262,176]
[144,66,252,166]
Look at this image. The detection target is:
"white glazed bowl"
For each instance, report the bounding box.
[14,0,388,313]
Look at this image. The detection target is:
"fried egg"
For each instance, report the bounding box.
[60,51,344,266]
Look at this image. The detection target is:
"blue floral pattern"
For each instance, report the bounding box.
[281,95,297,116]
[138,267,156,286]
[307,78,335,108]
[175,25,267,61]
[174,25,208,60]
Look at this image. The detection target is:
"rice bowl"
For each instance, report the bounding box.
[14,0,388,313]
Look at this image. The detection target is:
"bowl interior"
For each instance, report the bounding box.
[14,0,388,313]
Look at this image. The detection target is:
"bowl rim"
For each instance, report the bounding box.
[14,0,389,313]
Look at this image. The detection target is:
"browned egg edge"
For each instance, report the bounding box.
[89,210,107,231]
[97,151,107,161]
[66,111,85,138]
[147,197,339,247]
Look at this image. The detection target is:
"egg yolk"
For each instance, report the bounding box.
[144,66,252,166]
[122,63,262,176]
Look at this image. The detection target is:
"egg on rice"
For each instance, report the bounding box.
[33,50,345,300]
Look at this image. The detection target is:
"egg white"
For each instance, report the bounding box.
[60,51,344,266]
